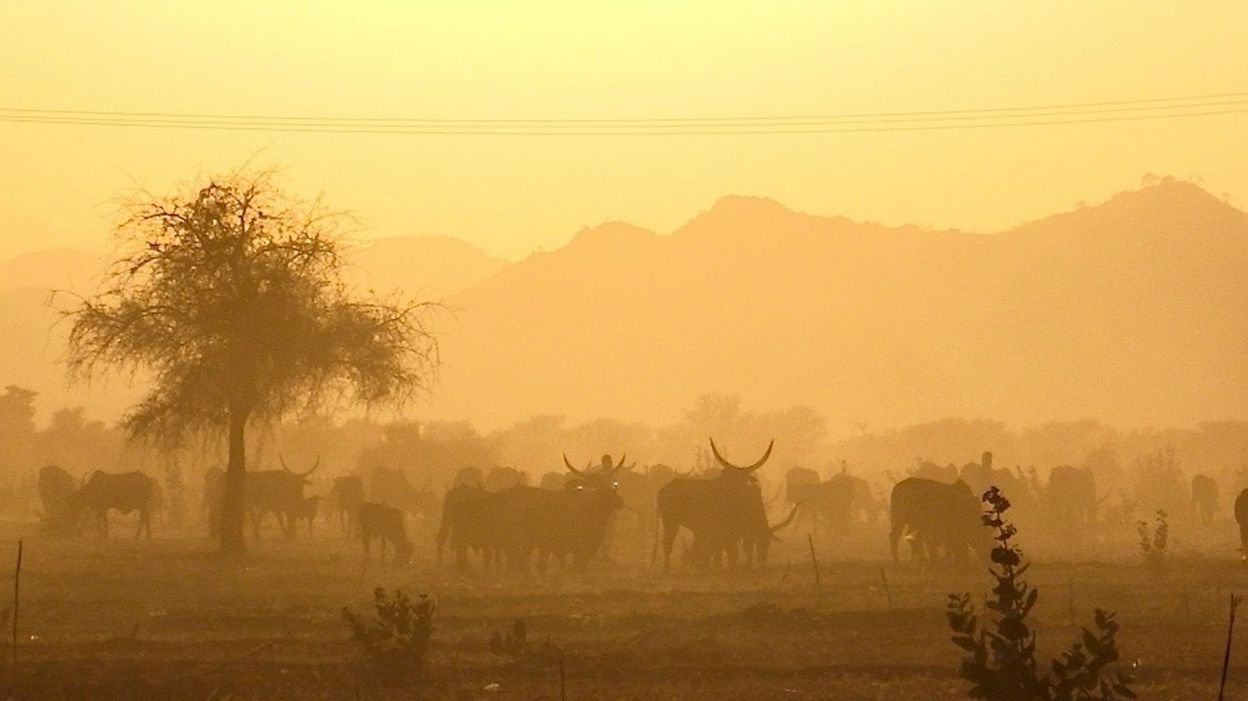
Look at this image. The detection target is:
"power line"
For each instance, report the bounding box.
[1,92,1245,135]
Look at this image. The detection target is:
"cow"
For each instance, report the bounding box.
[1236,489,1248,560]
[785,464,879,537]
[327,475,366,535]
[437,485,505,572]
[1192,474,1219,524]
[371,467,437,519]
[436,482,624,574]
[69,471,155,539]
[889,477,986,563]
[485,466,528,492]
[38,465,77,535]
[1047,465,1098,527]
[359,501,414,564]
[655,438,778,572]
[245,456,320,539]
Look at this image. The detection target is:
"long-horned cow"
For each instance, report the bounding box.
[245,456,320,539]
[655,438,791,572]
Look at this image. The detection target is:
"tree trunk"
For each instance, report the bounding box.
[220,407,248,557]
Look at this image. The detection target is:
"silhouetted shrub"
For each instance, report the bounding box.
[947,487,1135,700]
[343,588,436,685]
[1136,509,1168,570]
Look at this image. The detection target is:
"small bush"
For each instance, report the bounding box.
[947,487,1135,700]
[1136,509,1168,570]
[343,588,436,685]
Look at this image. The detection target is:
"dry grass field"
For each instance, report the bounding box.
[0,512,1244,700]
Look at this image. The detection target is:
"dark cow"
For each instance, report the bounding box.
[329,475,366,535]
[38,465,77,534]
[656,438,778,572]
[1192,474,1219,524]
[245,456,320,539]
[889,478,986,563]
[485,466,528,492]
[359,501,413,563]
[371,467,437,519]
[437,485,505,572]
[1047,465,1098,527]
[436,483,623,574]
[70,471,155,539]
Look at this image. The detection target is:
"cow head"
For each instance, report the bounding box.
[563,451,630,490]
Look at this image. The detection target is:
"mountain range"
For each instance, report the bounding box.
[1,177,1244,433]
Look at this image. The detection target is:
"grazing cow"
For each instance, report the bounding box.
[70,471,155,539]
[358,501,413,563]
[655,438,778,572]
[785,464,879,537]
[245,456,320,539]
[1192,474,1219,524]
[38,465,77,534]
[371,467,437,519]
[1047,465,1098,527]
[1236,489,1248,560]
[328,475,366,535]
[485,466,528,492]
[889,478,986,563]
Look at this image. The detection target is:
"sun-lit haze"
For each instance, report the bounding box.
[3,5,1248,699]
[2,1,1245,261]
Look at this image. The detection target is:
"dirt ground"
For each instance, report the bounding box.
[0,512,1245,700]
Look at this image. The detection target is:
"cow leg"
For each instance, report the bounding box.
[660,519,678,573]
[888,521,904,562]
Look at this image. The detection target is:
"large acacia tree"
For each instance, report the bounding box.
[66,169,440,556]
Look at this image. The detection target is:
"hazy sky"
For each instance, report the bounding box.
[1,1,1244,261]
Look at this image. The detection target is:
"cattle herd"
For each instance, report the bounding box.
[26,443,1248,572]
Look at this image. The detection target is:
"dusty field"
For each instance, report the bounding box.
[0,513,1245,700]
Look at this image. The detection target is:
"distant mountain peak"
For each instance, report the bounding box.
[566,221,658,249]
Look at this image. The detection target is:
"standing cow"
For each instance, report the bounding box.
[70,471,156,539]
[329,475,366,535]
[1047,465,1098,527]
[1192,474,1218,524]
[889,478,986,563]
[359,502,414,563]
[245,457,320,539]
[656,438,785,572]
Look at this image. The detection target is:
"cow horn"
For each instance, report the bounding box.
[709,438,773,473]
[563,454,586,476]
[296,457,321,478]
[770,504,801,536]
[607,453,627,476]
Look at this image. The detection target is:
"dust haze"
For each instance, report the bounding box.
[1,5,1247,699]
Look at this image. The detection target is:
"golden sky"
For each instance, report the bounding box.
[1,1,1244,261]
